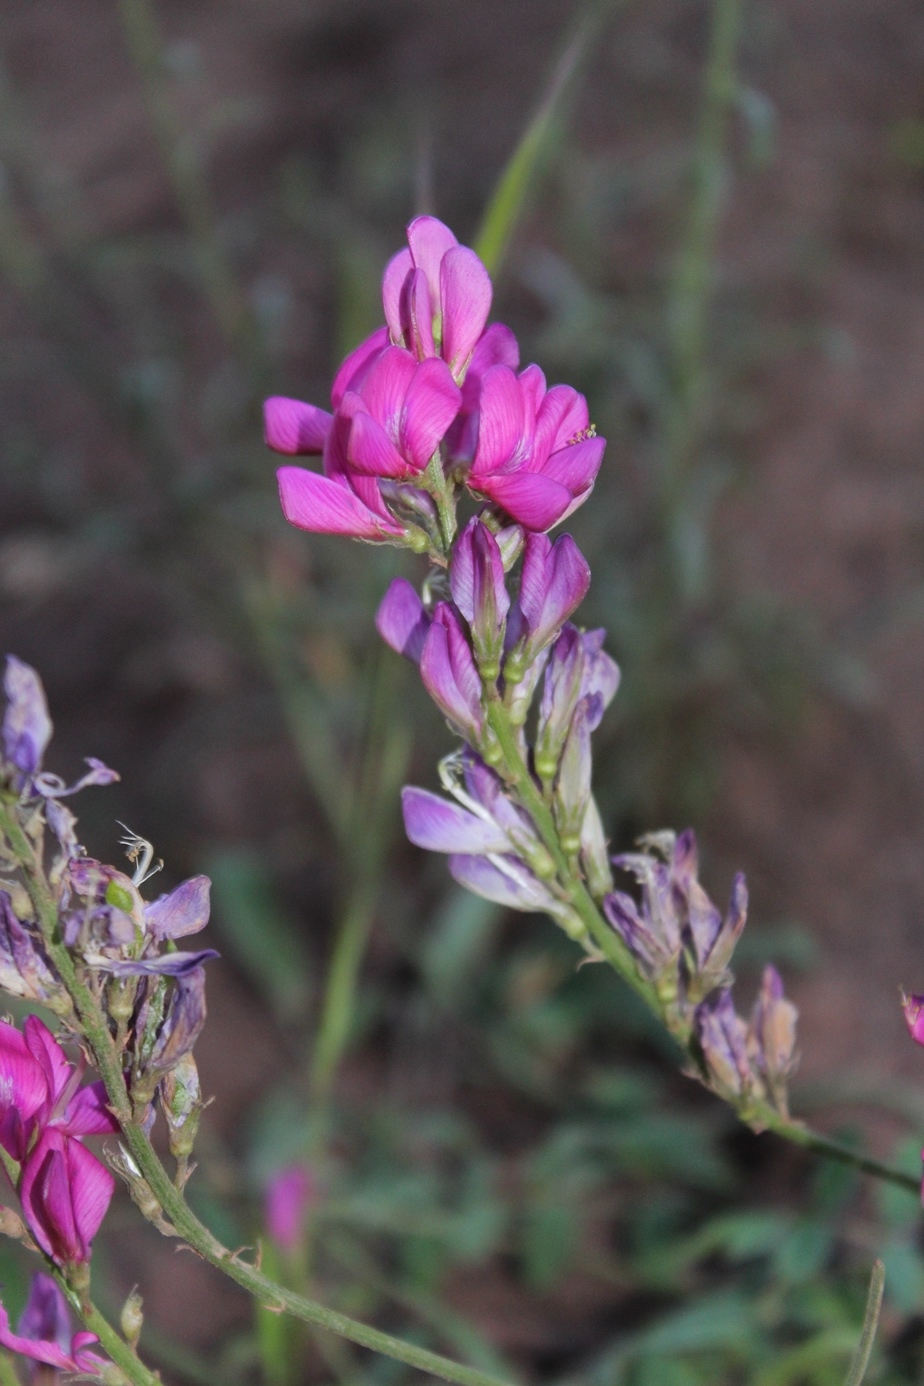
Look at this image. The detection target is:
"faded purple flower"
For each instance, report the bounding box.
[2,656,52,780]
[265,1165,316,1253]
[144,875,211,940]
[748,965,798,1114]
[695,990,756,1102]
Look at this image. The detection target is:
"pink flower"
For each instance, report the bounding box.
[268,340,461,542]
[0,1016,117,1265]
[265,1165,316,1253]
[466,363,605,531]
[383,216,493,382]
[0,1273,105,1375]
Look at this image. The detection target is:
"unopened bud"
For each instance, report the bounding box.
[120,1289,144,1347]
[161,1053,202,1164]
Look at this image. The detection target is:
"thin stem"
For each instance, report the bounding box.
[843,1259,885,1386]
[76,1296,160,1386]
[476,711,922,1197]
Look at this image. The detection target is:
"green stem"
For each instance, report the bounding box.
[76,1296,160,1386]
[311,880,377,1106]
[478,710,922,1197]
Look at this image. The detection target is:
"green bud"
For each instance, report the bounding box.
[120,1290,144,1347]
[105,879,136,914]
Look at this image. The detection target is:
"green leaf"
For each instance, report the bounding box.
[842,1259,885,1386]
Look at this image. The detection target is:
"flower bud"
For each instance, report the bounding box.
[450,519,510,683]
[748,965,798,1115]
[120,1290,144,1348]
[161,1053,203,1170]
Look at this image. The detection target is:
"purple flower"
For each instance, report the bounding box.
[450,519,510,679]
[2,656,52,780]
[694,990,755,1101]
[465,364,605,530]
[0,1273,105,1375]
[382,216,493,382]
[670,831,747,1000]
[419,604,485,745]
[535,626,620,783]
[265,1165,316,1253]
[375,578,431,664]
[604,862,681,981]
[0,1016,118,1265]
[505,533,591,675]
[0,892,58,1003]
[144,875,211,940]
[447,853,582,937]
[402,752,540,861]
[554,697,595,856]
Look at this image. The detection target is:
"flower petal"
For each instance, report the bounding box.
[400,268,435,359]
[263,398,333,455]
[440,246,492,378]
[330,326,389,408]
[356,346,417,436]
[382,249,413,343]
[145,875,211,940]
[406,215,458,308]
[62,1081,119,1137]
[402,787,510,854]
[448,854,553,912]
[277,467,403,538]
[21,1131,78,1262]
[375,579,430,663]
[67,1137,116,1260]
[2,657,52,778]
[88,949,219,977]
[347,410,411,477]
[476,472,573,531]
[17,1273,71,1353]
[399,358,461,470]
[541,435,606,495]
[23,1016,71,1109]
[534,384,588,458]
[470,365,523,478]
[0,1020,50,1143]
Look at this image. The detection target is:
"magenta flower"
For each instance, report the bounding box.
[270,342,461,543]
[382,216,492,382]
[375,578,432,663]
[0,1273,105,1376]
[465,363,605,531]
[0,1016,117,1264]
[265,1165,316,1253]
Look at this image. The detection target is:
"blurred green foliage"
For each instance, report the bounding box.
[0,0,919,1382]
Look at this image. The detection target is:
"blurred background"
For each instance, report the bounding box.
[3,0,924,1380]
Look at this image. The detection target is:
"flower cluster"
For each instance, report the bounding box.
[376,516,618,947]
[606,831,798,1116]
[268,215,799,1125]
[266,216,604,554]
[0,655,216,1270]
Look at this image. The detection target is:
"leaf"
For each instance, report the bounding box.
[842,1259,885,1386]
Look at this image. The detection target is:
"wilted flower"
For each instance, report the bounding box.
[695,990,757,1103]
[748,965,798,1115]
[0,1273,105,1375]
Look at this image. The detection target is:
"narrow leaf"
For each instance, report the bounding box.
[843,1259,885,1386]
